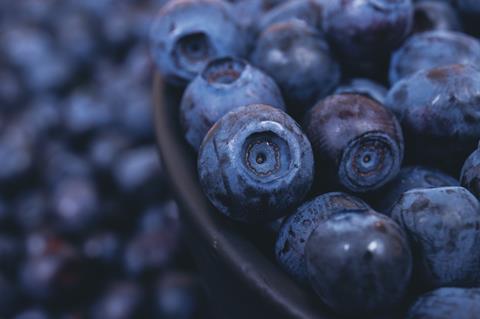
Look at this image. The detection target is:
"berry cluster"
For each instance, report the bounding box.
[150,0,480,317]
[0,0,209,318]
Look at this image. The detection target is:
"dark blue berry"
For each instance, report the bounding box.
[149,0,248,85]
[389,31,480,84]
[257,0,323,32]
[251,20,340,115]
[304,94,404,192]
[198,104,314,223]
[390,186,480,288]
[306,210,412,317]
[180,57,285,151]
[275,192,369,284]
[385,64,480,174]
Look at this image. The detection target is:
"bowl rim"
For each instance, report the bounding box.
[152,73,326,319]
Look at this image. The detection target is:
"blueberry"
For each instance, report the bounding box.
[90,281,145,319]
[229,0,284,30]
[257,0,323,32]
[251,20,340,115]
[385,64,480,173]
[322,0,413,75]
[389,31,480,84]
[406,287,480,319]
[87,131,131,173]
[306,210,412,316]
[198,104,314,223]
[460,145,480,199]
[275,192,369,284]
[180,57,285,151]
[149,0,249,85]
[412,1,462,34]
[334,78,388,105]
[373,166,459,213]
[304,94,404,193]
[390,186,480,288]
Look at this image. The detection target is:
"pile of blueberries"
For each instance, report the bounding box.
[150,0,480,318]
[0,0,210,318]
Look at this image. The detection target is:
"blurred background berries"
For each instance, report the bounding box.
[0,0,209,317]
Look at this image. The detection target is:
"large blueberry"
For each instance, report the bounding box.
[198,104,314,223]
[306,210,412,317]
[406,287,480,319]
[460,145,480,199]
[389,31,480,84]
[304,94,404,193]
[385,64,480,174]
[322,0,413,74]
[180,57,285,151]
[275,192,369,284]
[334,78,388,105]
[251,20,340,116]
[373,166,459,213]
[149,0,248,85]
[391,186,480,288]
[412,1,462,34]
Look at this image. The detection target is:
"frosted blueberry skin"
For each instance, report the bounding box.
[257,0,324,32]
[412,1,462,34]
[180,57,285,151]
[460,145,480,199]
[149,0,248,85]
[389,31,480,84]
[198,104,314,223]
[322,0,413,75]
[372,166,459,213]
[390,186,480,289]
[251,20,340,117]
[385,64,480,174]
[306,210,412,317]
[406,287,480,319]
[304,94,404,193]
[334,78,388,105]
[275,192,369,285]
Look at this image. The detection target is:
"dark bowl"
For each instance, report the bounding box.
[152,74,329,319]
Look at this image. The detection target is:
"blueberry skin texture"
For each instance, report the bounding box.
[304,94,404,193]
[180,57,286,151]
[275,192,369,285]
[390,186,480,288]
[149,0,248,85]
[322,0,413,74]
[257,0,323,32]
[306,211,412,317]
[251,20,340,116]
[198,104,314,223]
[412,1,462,34]
[334,78,388,105]
[406,287,480,319]
[374,166,459,213]
[385,64,480,174]
[460,146,480,199]
[389,31,480,84]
